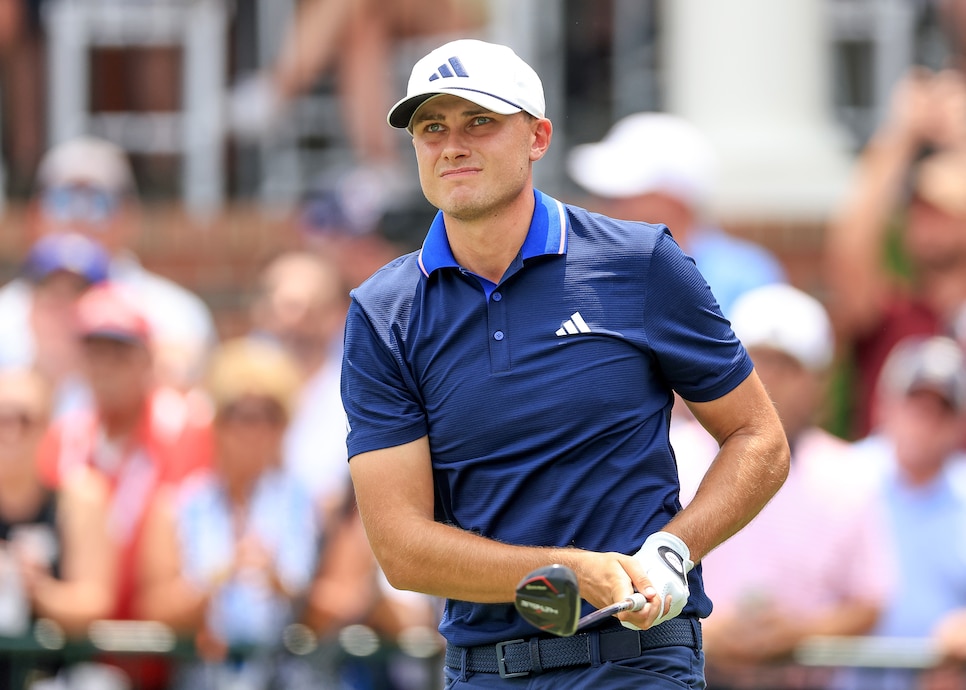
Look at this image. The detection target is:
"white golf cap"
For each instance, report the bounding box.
[36,136,136,194]
[728,283,834,372]
[567,113,716,206]
[388,39,545,130]
[879,335,966,411]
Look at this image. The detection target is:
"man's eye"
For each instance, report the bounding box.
[426,123,443,133]
[472,116,491,126]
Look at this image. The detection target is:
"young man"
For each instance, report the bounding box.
[340,39,789,687]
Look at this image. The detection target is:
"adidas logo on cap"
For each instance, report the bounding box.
[388,39,546,129]
[429,57,469,81]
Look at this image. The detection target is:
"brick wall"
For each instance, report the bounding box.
[0,203,302,341]
[0,203,832,341]
[722,217,830,297]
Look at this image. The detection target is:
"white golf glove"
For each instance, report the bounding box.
[621,531,694,629]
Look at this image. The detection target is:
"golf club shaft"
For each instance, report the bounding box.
[575,592,648,631]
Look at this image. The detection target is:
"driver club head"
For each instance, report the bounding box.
[514,564,580,637]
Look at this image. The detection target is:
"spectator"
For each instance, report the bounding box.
[674,284,896,688]
[295,180,417,290]
[566,111,787,318]
[36,284,211,634]
[230,0,487,170]
[0,135,219,392]
[824,68,966,439]
[249,252,442,687]
[33,281,212,689]
[136,338,320,689]
[0,232,110,418]
[248,251,350,523]
[0,366,118,688]
[302,501,443,690]
[842,335,966,688]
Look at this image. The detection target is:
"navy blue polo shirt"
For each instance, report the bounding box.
[342,189,754,648]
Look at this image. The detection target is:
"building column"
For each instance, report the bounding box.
[662,0,855,221]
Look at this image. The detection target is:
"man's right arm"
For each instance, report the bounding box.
[349,436,668,628]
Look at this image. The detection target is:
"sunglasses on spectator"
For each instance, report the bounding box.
[217,399,287,428]
[41,185,122,225]
[0,407,41,433]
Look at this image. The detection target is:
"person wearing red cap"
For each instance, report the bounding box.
[34,282,212,689]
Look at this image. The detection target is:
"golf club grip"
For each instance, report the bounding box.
[575,592,648,631]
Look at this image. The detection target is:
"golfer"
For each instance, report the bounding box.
[341,38,789,688]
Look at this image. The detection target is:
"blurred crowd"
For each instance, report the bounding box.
[0,135,443,690]
[0,1,963,690]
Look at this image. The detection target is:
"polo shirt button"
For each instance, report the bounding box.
[493,331,505,341]
[492,292,502,302]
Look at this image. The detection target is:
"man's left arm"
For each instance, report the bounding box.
[617,369,788,630]
[670,369,789,563]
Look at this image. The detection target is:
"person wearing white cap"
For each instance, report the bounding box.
[836,334,966,687]
[566,112,787,318]
[342,38,790,687]
[0,136,218,396]
[673,284,896,687]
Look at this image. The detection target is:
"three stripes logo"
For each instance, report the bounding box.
[556,312,590,337]
[429,56,469,82]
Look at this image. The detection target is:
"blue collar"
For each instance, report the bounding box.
[416,189,569,277]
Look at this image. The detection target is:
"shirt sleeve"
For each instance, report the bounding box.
[341,299,428,460]
[643,229,754,403]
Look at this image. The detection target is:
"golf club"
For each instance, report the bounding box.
[514,564,648,637]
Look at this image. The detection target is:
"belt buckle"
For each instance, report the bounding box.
[495,638,527,679]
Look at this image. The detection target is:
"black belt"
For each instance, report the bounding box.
[445,617,700,679]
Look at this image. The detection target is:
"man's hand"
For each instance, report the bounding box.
[623,531,693,629]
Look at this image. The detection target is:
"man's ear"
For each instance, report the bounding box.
[530,118,553,162]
